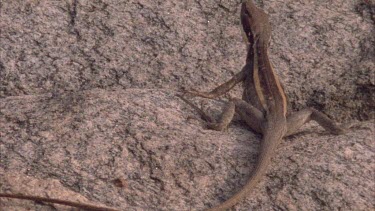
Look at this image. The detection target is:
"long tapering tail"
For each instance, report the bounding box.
[207,120,286,211]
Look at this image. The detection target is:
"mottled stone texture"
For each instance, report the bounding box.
[0,0,374,210]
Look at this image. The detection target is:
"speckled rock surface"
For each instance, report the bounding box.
[1,0,374,120]
[0,0,374,210]
[0,90,374,210]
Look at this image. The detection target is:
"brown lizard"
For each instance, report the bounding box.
[0,1,347,211]
[180,0,346,210]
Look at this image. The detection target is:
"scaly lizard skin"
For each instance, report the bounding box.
[181,0,346,210]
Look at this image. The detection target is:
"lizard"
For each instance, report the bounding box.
[179,0,347,210]
[0,1,348,211]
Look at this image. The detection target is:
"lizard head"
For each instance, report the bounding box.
[240,0,272,47]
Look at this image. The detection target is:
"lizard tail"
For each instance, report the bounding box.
[206,122,285,211]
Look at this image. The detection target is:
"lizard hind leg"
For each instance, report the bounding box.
[207,101,236,131]
[231,98,264,134]
[178,94,266,134]
[286,108,346,136]
[177,94,235,131]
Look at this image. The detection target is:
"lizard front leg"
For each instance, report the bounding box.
[184,64,249,99]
